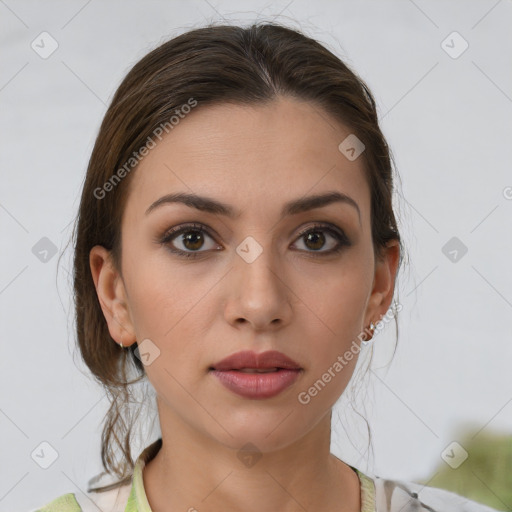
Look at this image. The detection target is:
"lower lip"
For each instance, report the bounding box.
[210,369,302,399]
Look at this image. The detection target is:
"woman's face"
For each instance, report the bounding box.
[92,96,399,452]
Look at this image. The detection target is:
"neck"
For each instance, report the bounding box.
[143,407,361,512]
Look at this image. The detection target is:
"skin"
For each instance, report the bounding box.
[90,96,400,512]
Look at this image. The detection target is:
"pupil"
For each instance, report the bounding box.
[306,232,324,250]
[183,231,203,250]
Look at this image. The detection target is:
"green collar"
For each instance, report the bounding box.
[124,438,162,511]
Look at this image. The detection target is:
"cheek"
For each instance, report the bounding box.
[293,256,371,336]
[122,243,186,327]
[293,256,371,394]
[123,251,220,359]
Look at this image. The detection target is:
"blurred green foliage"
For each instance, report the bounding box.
[417,429,512,511]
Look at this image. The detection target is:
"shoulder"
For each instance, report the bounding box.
[371,474,501,512]
[29,482,131,512]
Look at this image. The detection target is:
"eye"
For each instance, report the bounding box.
[159,222,351,259]
[292,223,350,255]
[160,223,220,258]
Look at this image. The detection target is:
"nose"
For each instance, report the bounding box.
[223,243,293,332]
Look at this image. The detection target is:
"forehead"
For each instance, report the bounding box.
[123,96,370,223]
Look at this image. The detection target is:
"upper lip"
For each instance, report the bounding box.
[211,350,302,371]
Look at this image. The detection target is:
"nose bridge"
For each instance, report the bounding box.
[226,233,291,328]
[235,233,281,294]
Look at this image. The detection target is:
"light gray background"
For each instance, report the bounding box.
[1,1,511,510]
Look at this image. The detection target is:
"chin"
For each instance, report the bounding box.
[202,406,313,453]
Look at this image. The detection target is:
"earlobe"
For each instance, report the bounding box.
[89,245,137,347]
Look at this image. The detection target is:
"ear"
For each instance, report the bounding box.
[89,245,137,347]
[364,240,401,328]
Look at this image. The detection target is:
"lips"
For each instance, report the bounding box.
[211,350,301,371]
[210,350,302,399]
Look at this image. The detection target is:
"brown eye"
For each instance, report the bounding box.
[303,231,327,251]
[292,224,350,255]
[181,230,205,251]
[160,223,220,258]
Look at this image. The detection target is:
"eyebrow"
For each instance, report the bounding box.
[145,191,361,225]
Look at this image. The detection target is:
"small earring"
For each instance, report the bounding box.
[119,342,124,348]
[361,321,376,346]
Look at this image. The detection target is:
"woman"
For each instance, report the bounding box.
[33,22,499,512]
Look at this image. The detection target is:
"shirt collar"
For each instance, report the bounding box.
[124,438,162,512]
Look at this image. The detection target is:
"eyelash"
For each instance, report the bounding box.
[159,222,351,259]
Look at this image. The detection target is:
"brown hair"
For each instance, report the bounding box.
[69,21,405,491]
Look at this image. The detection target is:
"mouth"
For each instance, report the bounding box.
[210,349,302,372]
[209,350,302,399]
[231,368,280,373]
